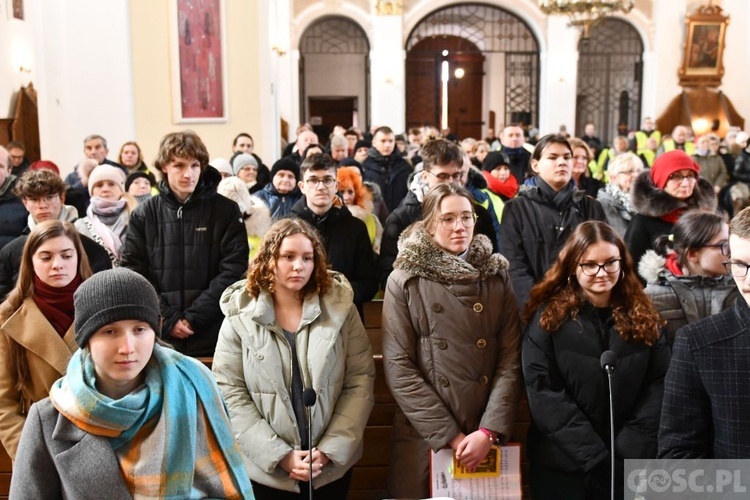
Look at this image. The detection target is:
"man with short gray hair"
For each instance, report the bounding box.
[65,134,126,188]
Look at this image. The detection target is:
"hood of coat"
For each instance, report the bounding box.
[245,194,272,237]
[638,249,668,284]
[630,170,716,218]
[220,271,354,326]
[394,221,508,284]
[466,165,488,191]
[158,165,222,206]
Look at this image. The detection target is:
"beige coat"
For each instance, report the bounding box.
[0,298,77,459]
[213,272,375,493]
[382,223,523,498]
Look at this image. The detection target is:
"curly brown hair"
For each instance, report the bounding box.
[524,220,663,345]
[246,219,331,299]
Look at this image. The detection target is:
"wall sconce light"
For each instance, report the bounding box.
[272,46,286,57]
[19,66,32,73]
[454,67,465,79]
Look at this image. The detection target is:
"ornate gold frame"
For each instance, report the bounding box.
[678,3,730,88]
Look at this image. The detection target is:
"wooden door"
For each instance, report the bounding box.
[308,97,356,143]
[405,36,484,139]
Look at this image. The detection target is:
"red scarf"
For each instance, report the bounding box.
[481,170,519,199]
[661,208,684,225]
[32,274,82,338]
[665,253,684,277]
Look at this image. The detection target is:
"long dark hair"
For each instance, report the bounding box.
[524,220,663,345]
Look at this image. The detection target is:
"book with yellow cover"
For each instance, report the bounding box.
[451,446,501,478]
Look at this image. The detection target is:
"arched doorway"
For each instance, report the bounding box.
[299,16,370,140]
[405,3,540,139]
[575,18,644,146]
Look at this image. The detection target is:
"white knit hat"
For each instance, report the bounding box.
[88,165,126,195]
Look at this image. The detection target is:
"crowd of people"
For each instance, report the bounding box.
[0,118,749,498]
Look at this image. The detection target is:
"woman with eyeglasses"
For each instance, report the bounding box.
[625,150,716,271]
[639,210,736,348]
[596,152,644,237]
[382,183,522,499]
[523,220,669,499]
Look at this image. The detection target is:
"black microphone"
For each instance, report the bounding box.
[600,350,617,374]
[600,350,617,500]
[303,388,317,500]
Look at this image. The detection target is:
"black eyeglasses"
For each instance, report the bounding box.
[723,260,750,277]
[703,242,730,256]
[579,259,621,276]
[426,170,462,182]
[304,177,336,188]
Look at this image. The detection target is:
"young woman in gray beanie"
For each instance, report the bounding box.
[0,220,91,460]
[10,268,254,499]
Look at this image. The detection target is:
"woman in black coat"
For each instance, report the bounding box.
[523,220,670,499]
[625,150,715,269]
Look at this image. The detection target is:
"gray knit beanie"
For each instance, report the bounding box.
[232,153,258,176]
[74,268,161,348]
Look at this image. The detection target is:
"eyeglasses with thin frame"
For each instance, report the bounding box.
[438,213,477,231]
[304,176,337,188]
[667,172,698,183]
[703,241,730,256]
[578,258,621,276]
[723,260,750,277]
[426,170,462,183]
[25,194,60,205]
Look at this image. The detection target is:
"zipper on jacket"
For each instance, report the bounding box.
[178,205,185,310]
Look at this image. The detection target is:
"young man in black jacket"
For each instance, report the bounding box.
[121,131,248,357]
[288,153,377,311]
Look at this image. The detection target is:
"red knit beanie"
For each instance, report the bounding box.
[650,150,701,190]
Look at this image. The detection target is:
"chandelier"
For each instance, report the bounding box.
[538,0,634,39]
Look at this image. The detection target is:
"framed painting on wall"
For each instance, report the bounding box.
[11,0,23,20]
[170,0,228,123]
[678,3,729,88]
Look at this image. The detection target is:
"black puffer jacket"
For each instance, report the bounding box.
[499,181,606,309]
[361,149,413,212]
[625,171,716,270]
[288,199,377,308]
[121,166,249,356]
[523,305,669,490]
[0,176,27,251]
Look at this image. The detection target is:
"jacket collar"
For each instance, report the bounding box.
[394,222,508,284]
[2,298,77,375]
[51,410,132,498]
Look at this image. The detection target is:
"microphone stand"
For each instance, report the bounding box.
[308,405,313,500]
[605,364,615,500]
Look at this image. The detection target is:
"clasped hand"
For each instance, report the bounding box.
[449,431,493,472]
[279,448,330,482]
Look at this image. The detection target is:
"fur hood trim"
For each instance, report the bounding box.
[394,221,508,283]
[630,170,716,217]
[638,249,667,284]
